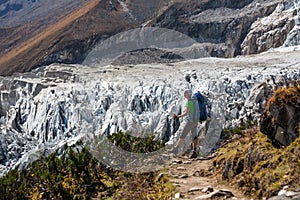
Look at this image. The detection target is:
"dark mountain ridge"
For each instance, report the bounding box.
[0,0,298,76]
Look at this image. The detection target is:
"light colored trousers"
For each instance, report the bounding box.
[178,119,198,140]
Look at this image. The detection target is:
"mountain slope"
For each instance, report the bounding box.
[0,0,88,57]
[0,0,86,27]
[0,0,100,75]
[1,0,300,76]
[0,0,165,76]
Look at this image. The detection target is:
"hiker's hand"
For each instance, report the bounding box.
[173,114,178,119]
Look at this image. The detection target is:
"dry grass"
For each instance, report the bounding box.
[267,81,300,108]
[214,84,300,198]
[213,130,300,199]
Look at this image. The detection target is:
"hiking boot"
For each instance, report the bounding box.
[189,151,197,159]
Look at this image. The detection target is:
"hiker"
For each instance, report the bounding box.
[172,89,199,159]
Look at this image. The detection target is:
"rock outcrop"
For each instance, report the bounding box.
[241,1,299,55]
[283,0,300,47]
[152,0,282,57]
[260,83,300,146]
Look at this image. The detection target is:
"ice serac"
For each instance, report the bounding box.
[0,49,300,176]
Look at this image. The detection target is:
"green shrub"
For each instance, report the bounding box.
[0,132,173,200]
[108,131,165,153]
[221,121,257,140]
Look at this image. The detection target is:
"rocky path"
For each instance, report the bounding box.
[166,156,249,200]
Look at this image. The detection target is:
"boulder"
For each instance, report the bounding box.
[260,87,300,146]
[188,187,202,193]
[268,195,293,200]
[195,189,234,199]
[174,192,181,199]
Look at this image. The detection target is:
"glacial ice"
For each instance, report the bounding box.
[0,48,300,176]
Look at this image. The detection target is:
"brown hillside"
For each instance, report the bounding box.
[0,0,156,76]
[0,1,87,58]
[0,0,101,75]
[0,0,288,76]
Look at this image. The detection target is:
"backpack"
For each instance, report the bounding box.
[192,91,208,122]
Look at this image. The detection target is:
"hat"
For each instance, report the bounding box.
[184,89,192,96]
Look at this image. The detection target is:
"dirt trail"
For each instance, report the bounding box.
[166,156,249,200]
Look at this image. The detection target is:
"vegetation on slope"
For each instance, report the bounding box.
[0,132,174,200]
[267,81,300,108]
[213,83,300,199]
[213,131,300,199]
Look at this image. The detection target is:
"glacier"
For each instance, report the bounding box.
[1,0,300,176]
[0,46,300,176]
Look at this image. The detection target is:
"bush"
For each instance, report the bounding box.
[213,131,300,199]
[0,132,173,200]
[108,131,165,153]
